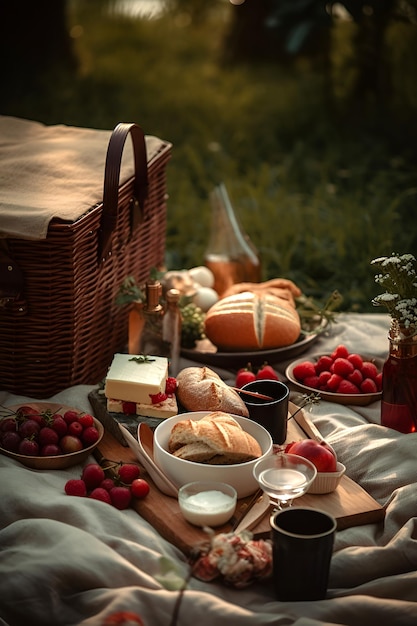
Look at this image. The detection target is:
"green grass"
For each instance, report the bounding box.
[3,1,417,313]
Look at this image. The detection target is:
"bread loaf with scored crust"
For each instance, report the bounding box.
[176,366,249,417]
[204,291,301,351]
[168,411,262,464]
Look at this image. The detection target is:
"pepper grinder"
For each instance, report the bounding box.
[163,288,182,376]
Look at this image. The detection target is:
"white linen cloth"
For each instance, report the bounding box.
[1,312,417,626]
[0,115,166,240]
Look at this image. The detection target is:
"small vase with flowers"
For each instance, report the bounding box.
[371,253,417,433]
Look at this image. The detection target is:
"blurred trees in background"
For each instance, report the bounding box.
[1,0,416,114]
[0,0,416,310]
[224,0,417,110]
[0,0,76,86]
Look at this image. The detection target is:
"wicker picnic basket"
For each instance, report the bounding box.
[0,121,172,398]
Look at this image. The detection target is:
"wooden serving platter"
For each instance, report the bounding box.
[92,398,385,555]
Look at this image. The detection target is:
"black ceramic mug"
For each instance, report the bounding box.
[270,507,337,601]
[239,379,289,444]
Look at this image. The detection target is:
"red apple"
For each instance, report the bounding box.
[287,439,337,473]
[60,435,83,454]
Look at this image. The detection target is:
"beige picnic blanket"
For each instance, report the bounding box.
[0,115,166,240]
[1,313,417,626]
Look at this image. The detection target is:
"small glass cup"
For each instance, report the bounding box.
[253,452,317,510]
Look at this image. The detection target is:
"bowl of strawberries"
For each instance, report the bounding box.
[285,344,384,406]
[0,402,104,469]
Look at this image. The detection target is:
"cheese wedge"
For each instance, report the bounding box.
[107,396,178,419]
[104,354,168,404]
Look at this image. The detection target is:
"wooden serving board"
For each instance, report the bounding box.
[92,399,385,555]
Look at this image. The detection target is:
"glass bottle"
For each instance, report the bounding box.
[133,279,166,357]
[204,183,261,296]
[381,320,417,433]
[162,288,182,376]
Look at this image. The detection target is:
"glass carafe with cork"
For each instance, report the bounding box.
[204,183,261,296]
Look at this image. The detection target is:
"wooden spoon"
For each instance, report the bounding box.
[232,387,274,401]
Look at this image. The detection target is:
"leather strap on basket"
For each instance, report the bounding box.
[99,122,148,262]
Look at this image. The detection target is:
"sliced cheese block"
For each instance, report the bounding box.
[104,353,168,404]
[107,395,178,419]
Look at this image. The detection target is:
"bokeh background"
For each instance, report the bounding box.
[1,0,417,312]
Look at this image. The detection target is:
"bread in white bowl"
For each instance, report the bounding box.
[153,411,273,498]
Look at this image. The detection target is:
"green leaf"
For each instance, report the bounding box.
[154,557,188,591]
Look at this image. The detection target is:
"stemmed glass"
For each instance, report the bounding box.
[253,452,317,511]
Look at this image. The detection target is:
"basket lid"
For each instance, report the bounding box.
[0,115,168,241]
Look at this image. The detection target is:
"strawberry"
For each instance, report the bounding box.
[235,364,256,388]
[65,479,87,497]
[256,363,279,381]
[347,353,363,369]
[122,401,136,414]
[327,373,342,391]
[375,372,383,391]
[337,379,360,394]
[165,377,177,395]
[292,361,316,381]
[361,377,378,393]
[82,463,105,489]
[331,344,349,360]
[118,463,141,485]
[100,478,116,491]
[315,355,333,374]
[149,392,168,405]
[348,368,363,387]
[90,488,112,504]
[110,486,132,510]
[304,375,320,388]
[332,357,355,377]
[361,361,378,380]
[318,370,332,388]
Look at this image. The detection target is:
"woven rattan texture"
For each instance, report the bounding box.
[0,143,171,398]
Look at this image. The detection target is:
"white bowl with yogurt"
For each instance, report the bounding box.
[178,481,237,527]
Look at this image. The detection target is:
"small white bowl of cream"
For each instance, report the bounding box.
[178,481,237,527]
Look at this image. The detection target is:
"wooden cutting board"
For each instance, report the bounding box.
[92,398,385,555]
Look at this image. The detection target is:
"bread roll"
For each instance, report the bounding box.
[204,291,301,351]
[222,278,301,304]
[176,366,249,417]
[168,411,262,464]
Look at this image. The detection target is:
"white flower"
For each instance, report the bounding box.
[371,253,417,331]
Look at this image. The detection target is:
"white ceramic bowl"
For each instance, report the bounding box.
[178,481,237,527]
[308,462,346,494]
[154,411,273,498]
